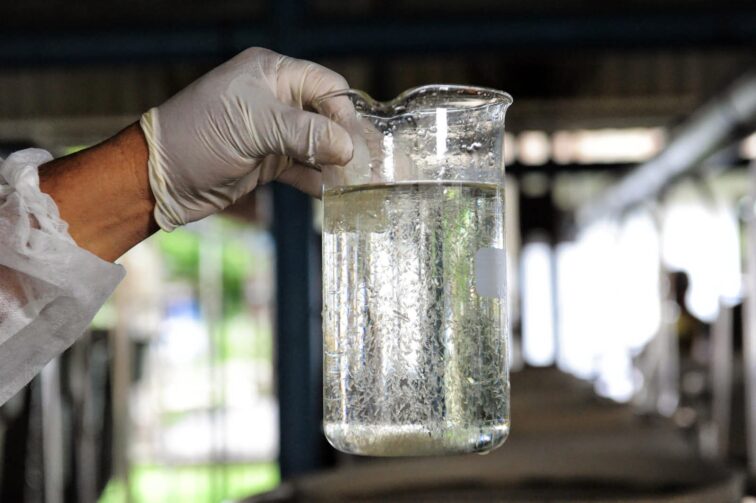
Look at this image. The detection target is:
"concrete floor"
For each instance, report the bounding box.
[244,368,744,502]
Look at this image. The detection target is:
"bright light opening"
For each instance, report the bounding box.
[517,131,551,166]
[521,239,556,366]
[742,132,756,160]
[552,128,665,164]
[661,196,742,322]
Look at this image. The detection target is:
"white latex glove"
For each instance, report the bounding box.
[140,47,354,231]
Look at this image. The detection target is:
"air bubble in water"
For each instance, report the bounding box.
[464,142,483,153]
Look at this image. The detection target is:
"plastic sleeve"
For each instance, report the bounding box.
[0,149,125,405]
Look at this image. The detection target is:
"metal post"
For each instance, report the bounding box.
[199,223,226,500]
[709,302,733,460]
[273,183,325,478]
[40,359,63,503]
[70,334,99,503]
[579,73,756,226]
[270,0,330,479]
[744,160,756,476]
[657,297,680,417]
[111,285,132,502]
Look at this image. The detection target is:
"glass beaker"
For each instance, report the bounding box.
[315,85,512,456]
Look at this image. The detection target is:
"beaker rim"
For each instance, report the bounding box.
[314,84,513,117]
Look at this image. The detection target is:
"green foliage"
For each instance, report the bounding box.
[155,229,201,282]
[154,220,275,362]
[99,462,279,503]
[155,222,271,317]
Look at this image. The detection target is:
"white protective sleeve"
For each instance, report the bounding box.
[0,149,125,405]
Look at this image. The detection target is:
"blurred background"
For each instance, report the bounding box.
[1,0,756,501]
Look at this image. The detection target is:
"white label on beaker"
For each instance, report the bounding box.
[475,247,506,298]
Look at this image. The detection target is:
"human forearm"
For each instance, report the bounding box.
[39,123,158,262]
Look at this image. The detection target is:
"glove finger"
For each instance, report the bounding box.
[277,57,357,129]
[277,58,347,108]
[271,105,354,167]
[276,162,322,198]
[227,155,321,202]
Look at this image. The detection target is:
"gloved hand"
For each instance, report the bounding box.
[140,47,354,231]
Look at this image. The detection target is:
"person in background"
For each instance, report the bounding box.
[0,47,353,404]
